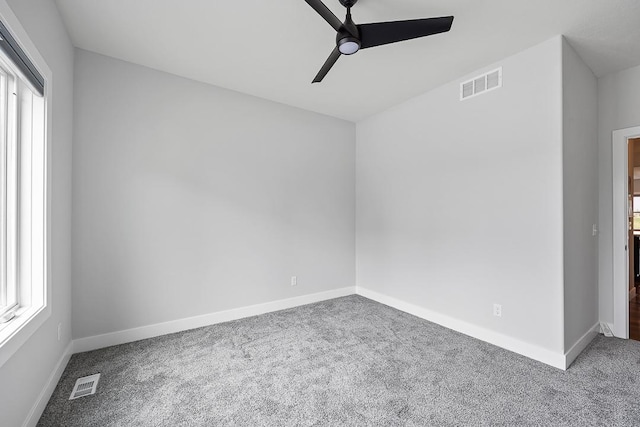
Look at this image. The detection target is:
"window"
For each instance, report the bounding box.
[0,58,19,323]
[634,196,640,231]
[0,16,48,366]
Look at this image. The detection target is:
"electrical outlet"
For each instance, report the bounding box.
[291,276,297,286]
[493,304,502,317]
[592,224,598,236]
[57,323,62,341]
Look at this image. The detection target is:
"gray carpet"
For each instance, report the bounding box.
[38,295,640,426]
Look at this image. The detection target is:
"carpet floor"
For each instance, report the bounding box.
[38,295,640,426]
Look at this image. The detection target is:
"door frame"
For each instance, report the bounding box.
[613,125,640,338]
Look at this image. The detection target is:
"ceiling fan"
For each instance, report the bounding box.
[304,0,454,83]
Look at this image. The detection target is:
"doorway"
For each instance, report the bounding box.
[613,126,640,339]
[629,138,640,340]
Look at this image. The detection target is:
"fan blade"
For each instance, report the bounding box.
[304,0,343,32]
[312,47,341,83]
[358,16,454,49]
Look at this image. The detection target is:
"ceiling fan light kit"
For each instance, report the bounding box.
[337,36,360,55]
[304,0,454,83]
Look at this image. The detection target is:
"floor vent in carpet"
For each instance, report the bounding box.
[69,374,100,400]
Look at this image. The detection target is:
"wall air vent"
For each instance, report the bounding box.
[69,374,101,400]
[460,67,502,101]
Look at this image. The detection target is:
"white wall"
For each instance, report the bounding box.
[72,50,355,339]
[598,64,640,325]
[356,37,565,355]
[561,39,599,350]
[0,0,74,426]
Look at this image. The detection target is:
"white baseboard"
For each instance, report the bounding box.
[73,287,356,354]
[356,286,567,370]
[564,322,600,369]
[22,341,73,427]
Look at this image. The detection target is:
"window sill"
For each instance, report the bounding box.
[0,302,50,368]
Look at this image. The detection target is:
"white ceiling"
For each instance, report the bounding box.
[54,0,640,122]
